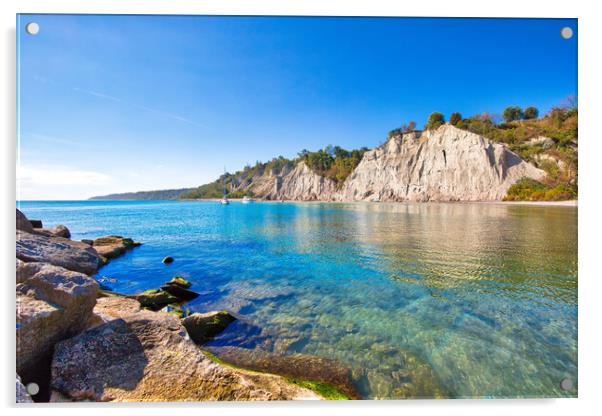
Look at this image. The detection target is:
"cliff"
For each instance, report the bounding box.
[208,125,545,202]
[91,124,548,202]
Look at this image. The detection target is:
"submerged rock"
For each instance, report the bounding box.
[182,311,237,343]
[51,297,321,401]
[16,230,101,275]
[16,262,99,376]
[205,346,359,399]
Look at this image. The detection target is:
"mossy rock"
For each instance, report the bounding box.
[182,311,236,344]
[132,290,179,310]
[167,276,192,289]
[160,284,199,301]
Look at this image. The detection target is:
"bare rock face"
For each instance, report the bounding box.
[35,224,71,239]
[16,262,99,376]
[16,230,101,275]
[337,125,545,202]
[51,297,320,401]
[267,161,338,201]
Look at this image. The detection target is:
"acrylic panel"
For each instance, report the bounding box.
[16,14,578,402]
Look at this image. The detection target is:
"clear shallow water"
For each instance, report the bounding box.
[18,200,577,399]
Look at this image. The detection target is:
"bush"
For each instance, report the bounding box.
[524,106,539,120]
[449,112,462,126]
[504,178,576,201]
[425,112,445,130]
[503,106,524,122]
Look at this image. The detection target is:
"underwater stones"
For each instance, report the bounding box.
[162,256,174,264]
[51,296,320,401]
[205,346,359,399]
[16,230,102,275]
[91,236,141,261]
[182,311,237,343]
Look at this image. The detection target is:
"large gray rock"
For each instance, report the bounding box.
[16,209,34,233]
[91,236,141,261]
[16,230,101,275]
[35,224,71,239]
[16,262,99,375]
[51,297,320,401]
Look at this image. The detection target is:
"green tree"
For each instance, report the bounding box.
[524,106,539,120]
[503,106,524,122]
[450,112,462,126]
[425,112,445,130]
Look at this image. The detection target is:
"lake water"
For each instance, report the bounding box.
[18,200,578,399]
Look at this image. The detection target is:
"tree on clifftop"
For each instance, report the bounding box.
[524,106,539,120]
[503,106,524,122]
[425,112,445,130]
[450,112,462,126]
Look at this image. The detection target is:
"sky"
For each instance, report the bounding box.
[17,15,577,200]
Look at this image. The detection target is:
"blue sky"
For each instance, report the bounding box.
[17,15,577,200]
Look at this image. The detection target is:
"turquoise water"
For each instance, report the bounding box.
[18,200,577,399]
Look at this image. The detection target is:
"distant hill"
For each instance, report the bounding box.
[89,188,194,200]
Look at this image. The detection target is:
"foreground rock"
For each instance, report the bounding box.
[16,262,99,376]
[16,374,34,403]
[90,236,141,261]
[182,311,236,343]
[16,230,101,275]
[205,346,359,399]
[16,209,34,233]
[51,297,321,401]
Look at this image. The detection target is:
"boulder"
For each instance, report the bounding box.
[16,374,34,403]
[91,236,141,260]
[35,225,71,239]
[162,256,174,264]
[167,276,192,288]
[160,284,200,301]
[129,289,179,310]
[16,262,99,376]
[182,311,236,343]
[16,230,101,275]
[29,219,43,229]
[16,209,34,233]
[51,297,321,401]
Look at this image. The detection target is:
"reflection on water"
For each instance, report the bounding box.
[19,200,577,399]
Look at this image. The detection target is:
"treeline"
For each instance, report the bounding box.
[298,145,369,184]
[386,98,578,201]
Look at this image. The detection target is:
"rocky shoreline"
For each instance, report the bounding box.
[16,209,356,402]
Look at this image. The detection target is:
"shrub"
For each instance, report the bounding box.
[524,106,539,120]
[449,112,462,126]
[425,112,445,130]
[503,106,524,122]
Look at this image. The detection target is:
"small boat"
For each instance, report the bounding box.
[242,196,253,204]
[220,167,229,205]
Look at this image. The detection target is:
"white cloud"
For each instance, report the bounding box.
[17,165,114,200]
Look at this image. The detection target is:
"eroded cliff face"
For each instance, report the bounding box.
[337,125,545,202]
[230,125,545,202]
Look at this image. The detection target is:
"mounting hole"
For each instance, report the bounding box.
[26,382,39,395]
[560,378,573,391]
[560,27,573,40]
[25,22,40,35]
